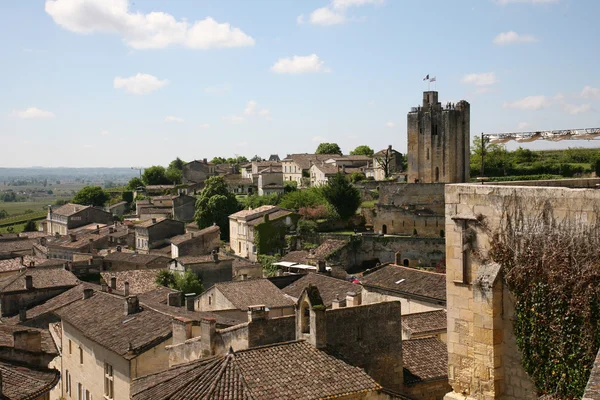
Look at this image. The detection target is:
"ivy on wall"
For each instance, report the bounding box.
[489,196,600,398]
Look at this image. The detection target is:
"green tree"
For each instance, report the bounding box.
[165,157,185,184]
[173,270,204,295]
[23,220,37,232]
[0,209,7,219]
[168,157,185,171]
[194,176,240,240]
[210,157,227,164]
[72,186,109,207]
[225,156,249,164]
[350,145,374,157]
[283,180,297,193]
[316,142,343,156]
[321,173,361,220]
[349,172,366,182]
[279,187,326,210]
[126,177,144,191]
[142,166,170,185]
[155,270,176,287]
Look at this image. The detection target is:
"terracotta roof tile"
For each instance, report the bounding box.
[280,250,309,264]
[131,340,381,400]
[0,360,60,399]
[309,239,348,260]
[402,337,448,384]
[282,274,360,307]
[212,280,294,311]
[100,270,164,295]
[0,267,79,293]
[361,264,446,302]
[402,310,447,336]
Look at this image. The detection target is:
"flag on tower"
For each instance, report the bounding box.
[423,74,429,81]
[430,76,436,82]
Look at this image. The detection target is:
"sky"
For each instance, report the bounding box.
[1,0,599,168]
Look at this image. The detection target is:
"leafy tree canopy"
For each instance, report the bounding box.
[194,176,240,240]
[23,220,37,232]
[155,270,204,295]
[321,173,361,220]
[210,157,227,164]
[0,209,7,219]
[350,145,374,157]
[315,142,343,156]
[142,166,170,186]
[210,156,249,165]
[168,157,185,171]
[279,186,326,210]
[165,167,182,184]
[126,177,144,191]
[72,186,109,207]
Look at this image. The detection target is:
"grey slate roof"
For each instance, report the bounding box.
[361,264,446,302]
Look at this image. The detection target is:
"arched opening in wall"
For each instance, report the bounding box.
[403,259,409,267]
[435,167,439,182]
[382,224,387,235]
[301,301,310,334]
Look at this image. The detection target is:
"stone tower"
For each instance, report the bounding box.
[407,91,470,183]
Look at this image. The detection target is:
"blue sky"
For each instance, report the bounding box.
[1,0,599,167]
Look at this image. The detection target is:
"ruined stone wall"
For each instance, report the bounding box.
[444,182,600,400]
[247,315,296,348]
[404,379,452,400]
[372,206,445,237]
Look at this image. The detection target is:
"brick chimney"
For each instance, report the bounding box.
[332,297,346,309]
[185,293,196,311]
[172,318,193,345]
[69,233,77,242]
[247,305,268,322]
[124,296,139,315]
[200,318,216,357]
[18,308,26,322]
[24,275,33,290]
[317,260,326,273]
[110,276,117,290]
[167,291,183,307]
[13,330,42,353]
[212,250,219,262]
[346,291,361,307]
[101,283,108,292]
[124,281,130,297]
[83,288,94,300]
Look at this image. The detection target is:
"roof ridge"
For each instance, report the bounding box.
[232,339,306,355]
[390,264,446,276]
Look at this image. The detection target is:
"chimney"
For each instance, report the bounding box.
[109,227,114,234]
[247,305,268,322]
[200,318,217,357]
[346,291,362,307]
[317,260,326,273]
[394,252,402,266]
[116,246,122,252]
[19,256,24,265]
[212,250,219,262]
[203,158,207,163]
[25,275,33,290]
[124,281,130,296]
[83,288,94,300]
[69,233,76,242]
[101,283,108,292]
[124,296,139,315]
[167,291,183,307]
[95,224,100,233]
[172,318,193,345]
[54,232,60,239]
[185,293,196,311]
[13,330,42,353]
[18,308,26,322]
[332,297,346,309]
[151,218,157,224]
[110,276,117,290]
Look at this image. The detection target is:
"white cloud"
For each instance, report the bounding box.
[221,115,245,124]
[45,0,254,50]
[385,121,396,128]
[461,72,497,86]
[271,54,330,74]
[581,86,600,99]
[474,87,495,95]
[297,14,305,24]
[11,107,55,119]
[204,83,231,94]
[114,73,168,95]
[564,103,591,115]
[517,122,530,130]
[368,100,376,107]
[165,116,184,123]
[495,0,559,5]
[309,7,346,25]
[100,130,110,136]
[493,31,538,45]
[243,101,258,116]
[332,0,384,9]
[502,95,550,110]
[243,100,271,120]
[199,123,210,129]
[312,136,327,142]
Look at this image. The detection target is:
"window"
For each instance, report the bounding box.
[65,370,71,396]
[208,296,212,305]
[79,346,83,364]
[86,390,91,400]
[68,339,72,354]
[104,363,114,399]
[77,383,82,400]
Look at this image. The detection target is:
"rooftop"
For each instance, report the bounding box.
[0,267,79,294]
[229,205,278,220]
[361,264,446,302]
[280,250,309,264]
[103,251,170,266]
[402,310,447,337]
[402,337,448,384]
[309,239,348,260]
[282,273,360,308]
[0,360,60,400]
[100,270,165,295]
[283,154,341,170]
[0,256,46,274]
[176,254,232,264]
[0,239,38,255]
[0,324,58,356]
[131,340,381,400]
[50,203,89,217]
[246,209,293,226]
[170,225,220,245]
[212,279,294,311]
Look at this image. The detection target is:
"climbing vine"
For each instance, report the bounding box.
[489,195,600,398]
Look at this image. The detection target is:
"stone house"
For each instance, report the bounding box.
[168,253,233,290]
[134,218,185,254]
[182,159,216,185]
[231,257,262,281]
[46,203,112,236]
[309,162,339,186]
[368,146,404,181]
[170,225,220,258]
[0,324,61,399]
[132,340,389,400]
[137,193,196,223]
[361,264,446,315]
[223,174,254,194]
[195,279,295,321]
[105,201,128,217]
[257,166,284,196]
[0,267,79,317]
[35,227,117,261]
[0,255,46,278]
[324,155,371,168]
[101,250,170,271]
[100,269,166,296]
[138,206,172,221]
[229,205,297,262]
[401,309,447,342]
[443,179,600,400]
[240,161,281,183]
[55,291,174,400]
[0,237,39,260]
[172,193,196,222]
[281,154,339,187]
[281,272,360,308]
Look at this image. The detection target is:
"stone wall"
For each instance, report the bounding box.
[1,287,73,317]
[173,231,220,257]
[248,314,296,348]
[361,287,444,315]
[186,259,233,290]
[173,195,196,223]
[404,380,452,400]
[444,182,600,400]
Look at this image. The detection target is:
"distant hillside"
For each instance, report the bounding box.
[0,167,139,181]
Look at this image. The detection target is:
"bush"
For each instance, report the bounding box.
[23,220,37,232]
[258,254,281,277]
[279,187,326,210]
[321,173,361,220]
[298,205,330,220]
[297,219,318,235]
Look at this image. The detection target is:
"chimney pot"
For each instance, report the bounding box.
[110,276,117,290]
[167,291,183,307]
[19,256,24,265]
[212,250,219,262]
[332,297,346,309]
[346,291,362,307]
[83,288,94,300]
[101,283,108,292]
[13,330,41,353]
[185,293,196,311]
[151,218,157,224]
[25,275,33,290]
[317,260,326,273]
